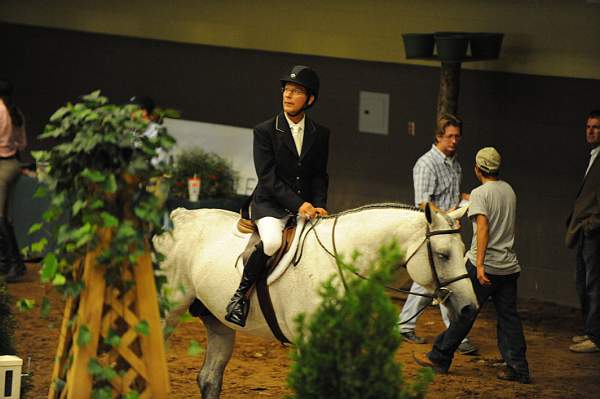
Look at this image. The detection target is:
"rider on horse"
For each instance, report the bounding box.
[224,65,331,327]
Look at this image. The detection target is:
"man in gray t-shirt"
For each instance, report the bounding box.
[467,179,520,276]
[414,147,531,384]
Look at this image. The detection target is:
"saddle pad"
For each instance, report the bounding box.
[235,216,306,285]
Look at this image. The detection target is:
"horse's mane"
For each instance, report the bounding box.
[324,202,423,219]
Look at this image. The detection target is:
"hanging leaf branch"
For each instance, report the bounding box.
[31,91,175,292]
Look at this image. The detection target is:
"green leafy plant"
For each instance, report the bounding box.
[287,242,434,399]
[169,147,238,199]
[30,91,176,396]
[32,90,175,288]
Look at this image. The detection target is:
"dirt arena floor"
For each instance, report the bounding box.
[7,264,600,398]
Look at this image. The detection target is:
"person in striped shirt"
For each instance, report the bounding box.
[398,114,476,355]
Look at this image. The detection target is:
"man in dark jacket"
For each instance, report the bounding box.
[565,110,600,353]
[225,65,330,327]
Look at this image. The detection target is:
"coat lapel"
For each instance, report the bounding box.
[275,113,299,157]
[300,117,317,160]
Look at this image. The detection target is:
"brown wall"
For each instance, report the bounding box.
[3,23,599,306]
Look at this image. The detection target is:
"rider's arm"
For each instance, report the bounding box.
[253,126,304,212]
[309,127,330,209]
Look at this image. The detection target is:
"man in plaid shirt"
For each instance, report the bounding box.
[398,114,477,355]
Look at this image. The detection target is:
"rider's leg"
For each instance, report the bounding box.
[224,216,287,327]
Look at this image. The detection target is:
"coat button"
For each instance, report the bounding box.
[297,190,301,194]
[297,162,302,167]
[296,176,300,180]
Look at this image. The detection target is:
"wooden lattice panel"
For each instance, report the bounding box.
[48,231,170,398]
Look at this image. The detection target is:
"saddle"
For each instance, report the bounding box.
[239,216,297,344]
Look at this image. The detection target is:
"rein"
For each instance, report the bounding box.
[292,214,469,310]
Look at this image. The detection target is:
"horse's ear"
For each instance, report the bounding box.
[447,205,469,221]
[424,202,433,224]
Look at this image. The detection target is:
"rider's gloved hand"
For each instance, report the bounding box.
[299,202,317,219]
[315,207,328,217]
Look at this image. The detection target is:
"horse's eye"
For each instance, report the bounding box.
[437,253,450,261]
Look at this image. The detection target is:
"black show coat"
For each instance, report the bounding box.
[250,112,329,220]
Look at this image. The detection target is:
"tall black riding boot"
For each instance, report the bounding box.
[225,243,270,327]
[0,217,26,283]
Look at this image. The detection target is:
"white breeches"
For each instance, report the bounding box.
[256,216,290,256]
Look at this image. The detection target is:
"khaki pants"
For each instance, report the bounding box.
[0,158,20,217]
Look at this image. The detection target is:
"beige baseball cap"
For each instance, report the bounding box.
[476,147,501,173]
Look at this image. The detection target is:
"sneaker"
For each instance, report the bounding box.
[412,352,448,373]
[457,340,478,355]
[569,339,600,353]
[572,335,589,343]
[497,368,531,384]
[401,331,426,344]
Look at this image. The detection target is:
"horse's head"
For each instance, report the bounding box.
[405,203,478,322]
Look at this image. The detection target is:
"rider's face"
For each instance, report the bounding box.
[282,83,312,116]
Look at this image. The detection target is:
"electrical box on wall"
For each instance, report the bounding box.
[358,91,389,135]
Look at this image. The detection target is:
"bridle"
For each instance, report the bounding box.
[292,214,470,322]
[399,224,469,305]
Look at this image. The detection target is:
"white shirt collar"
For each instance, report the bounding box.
[585,145,600,176]
[284,113,305,133]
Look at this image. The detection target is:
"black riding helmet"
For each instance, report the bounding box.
[280,65,320,111]
[0,80,14,97]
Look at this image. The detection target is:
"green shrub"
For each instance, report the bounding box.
[287,242,433,399]
[170,147,238,199]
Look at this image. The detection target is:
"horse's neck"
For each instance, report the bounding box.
[323,208,424,266]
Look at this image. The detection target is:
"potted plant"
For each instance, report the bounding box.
[168,147,243,211]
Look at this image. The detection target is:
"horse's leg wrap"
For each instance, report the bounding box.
[225,242,269,327]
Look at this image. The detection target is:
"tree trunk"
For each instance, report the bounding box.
[437,62,462,119]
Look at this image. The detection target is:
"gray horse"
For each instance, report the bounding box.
[154,203,477,398]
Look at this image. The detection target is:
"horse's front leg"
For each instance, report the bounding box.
[198,312,236,399]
